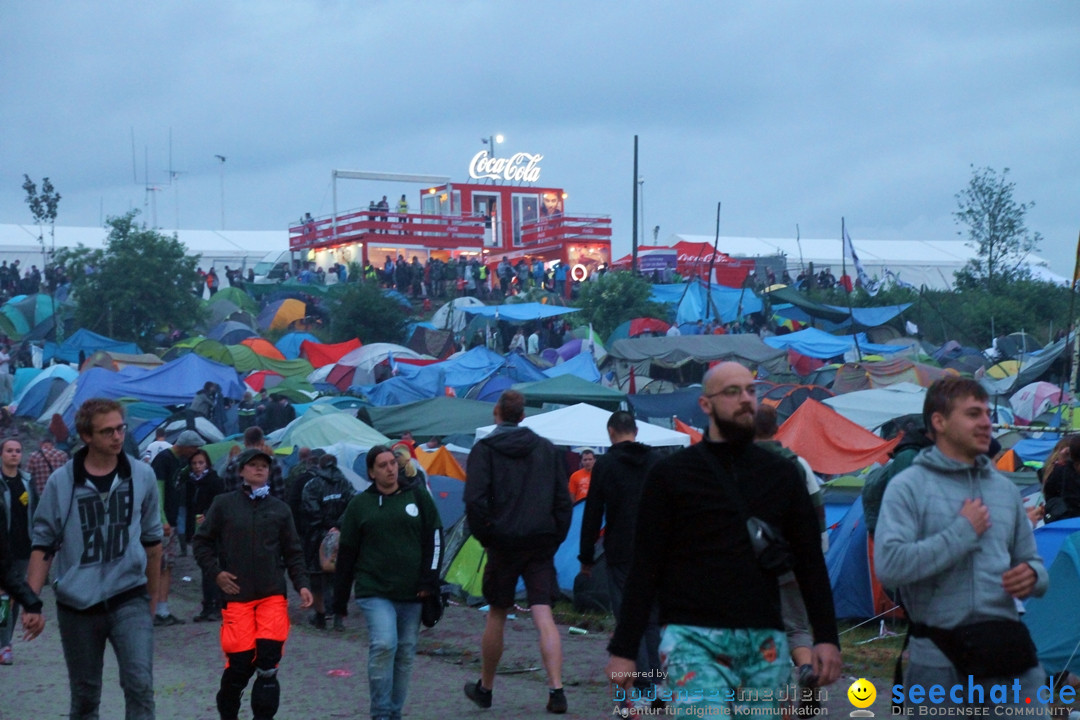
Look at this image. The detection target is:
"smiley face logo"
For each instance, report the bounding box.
[848,678,877,709]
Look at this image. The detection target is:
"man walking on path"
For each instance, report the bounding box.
[27,398,163,720]
[463,390,572,714]
[605,363,841,714]
[875,377,1048,708]
[578,411,662,698]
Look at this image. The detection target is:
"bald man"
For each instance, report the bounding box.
[605,363,841,714]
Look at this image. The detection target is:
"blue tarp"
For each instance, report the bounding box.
[460,303,580,322]
[763,327,908,359]
[501,353,548,383]
[543,352,600,382]
[650,280,764,325]
[627,387,709,428]
[275,332,320,360]
[44,328,141,364]
[356,374,442,406]
[395,346,505,391]
[71,353,246,414]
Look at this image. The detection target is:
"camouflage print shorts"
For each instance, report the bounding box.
[659,625,791,712]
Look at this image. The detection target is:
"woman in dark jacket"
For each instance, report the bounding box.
[182,449,225,621]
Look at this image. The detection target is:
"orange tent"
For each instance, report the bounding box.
[674,418,703,445]
[301,338,363,368]
[240,337,286,360]
[775,399,901,475]
[415,446,466,481]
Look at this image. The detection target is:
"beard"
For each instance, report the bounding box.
[710,409,756,447]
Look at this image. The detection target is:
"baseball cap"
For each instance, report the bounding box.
[237,448,273,468]
[175,430,203,447]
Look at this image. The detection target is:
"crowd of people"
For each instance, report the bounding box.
[0,368,1067,718]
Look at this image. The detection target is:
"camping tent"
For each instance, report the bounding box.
[606,335,789,376]
[775,399,902,474]
[431,296,486,332]
[366,397,506,442]
[511,375,627,411]
[274,405,390,449]
[1024,529,1080,675]
[476,403,690,449]
[822,382,927,430]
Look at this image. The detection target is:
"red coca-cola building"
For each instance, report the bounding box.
[288,150,612,285]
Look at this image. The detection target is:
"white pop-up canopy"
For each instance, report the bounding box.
[475,402,691,450]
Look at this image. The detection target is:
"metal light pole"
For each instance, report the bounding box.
[215,155,226,230]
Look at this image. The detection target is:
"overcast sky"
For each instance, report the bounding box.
[2,2,1077,269]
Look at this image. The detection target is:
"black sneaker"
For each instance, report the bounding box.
[310,613,327,630]
[464,679,492,709]
[547,687,567,714]
[332,615,345,632]
[153,614,185,627]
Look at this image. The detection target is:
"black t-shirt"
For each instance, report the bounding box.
[85,469,116,495]
[4,473,30,559]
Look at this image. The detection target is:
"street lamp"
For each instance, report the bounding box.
[215,154,226,230]
[481,134,504,157]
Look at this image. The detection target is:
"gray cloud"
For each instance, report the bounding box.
[2,1,1076,269]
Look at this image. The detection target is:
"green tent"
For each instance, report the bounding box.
[277,405,390,449]
[224,345,314,378]
[207,286,258,314]
[511,374,626,411]
[365,396,509,441]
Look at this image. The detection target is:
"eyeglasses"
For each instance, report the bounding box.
[94,423,128,437]
[703,385,757,400]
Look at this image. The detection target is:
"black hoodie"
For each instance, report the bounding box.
[464,424,572,552]
[578,440,660,567]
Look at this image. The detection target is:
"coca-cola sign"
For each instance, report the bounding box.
[468,151,543,182]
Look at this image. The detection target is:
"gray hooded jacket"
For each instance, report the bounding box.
[30,448,163,610]
[875,445,1048,667]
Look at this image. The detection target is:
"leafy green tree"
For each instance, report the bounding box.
[953,166,1042,290]
[328,281,409,344]
[53,211,203,346]
[572,271,667,339]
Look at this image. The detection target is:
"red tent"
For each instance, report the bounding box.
[775,399,901,475]
[300,338,362,368]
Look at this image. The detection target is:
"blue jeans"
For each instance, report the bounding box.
[57,592,155,720]
[356,597,421,720]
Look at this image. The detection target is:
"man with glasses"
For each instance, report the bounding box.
[605,362,840,715]
[27,398,163,719]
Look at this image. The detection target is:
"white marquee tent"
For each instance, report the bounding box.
[475,402,691,449]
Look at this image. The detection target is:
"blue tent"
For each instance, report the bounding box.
[427,475,466,528]
[395,346,505,391]
[543,352,600,382]
[275,332,320,360]
[501,353,548,382]
[825,497,876,619]
[357,374,441,406]
[1033,517,1080,570]
[1024,530,1080,674]
[44,328,140,364]
[13,375,73,419]
[71,353,246,417]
